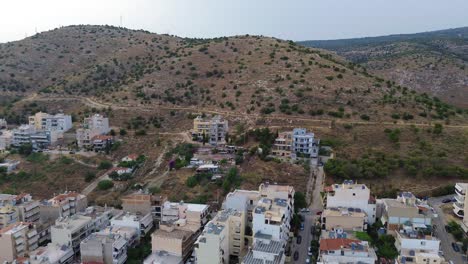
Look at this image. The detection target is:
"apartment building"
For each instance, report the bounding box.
[0,129,13,150]
[317,238,377,264]
[394,224,441,264]
[0,222,39,263]
[326,180,377,224]
[51,215,93,254]
[110,211,153,237]
[161,201,210,232]
[192,115,228,146]
[76,114,110,149]
[377,192,433,233]
[16,193,41,223]
[291,128,319,158]
[272,131,293,157]
[40,191,88,222]
[79,206,121,233]
[145,223,195,264]
[28,112,72,133]
[12,125,57,149]
[121,193,167,221]
[195,209,245,264]
[0,205,19,229]
[453,182,468,220]
[321,207,367,232]
[28,243,74,264]
[80,233,128,264]
[98,226,139,247]
[396,253,448,264]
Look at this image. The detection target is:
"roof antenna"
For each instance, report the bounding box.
[120,14,123,27]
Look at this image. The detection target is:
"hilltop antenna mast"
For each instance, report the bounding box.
[120,14,123,27]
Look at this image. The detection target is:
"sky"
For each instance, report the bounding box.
[1,0,468,43]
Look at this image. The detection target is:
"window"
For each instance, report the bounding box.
[421,241,426,246]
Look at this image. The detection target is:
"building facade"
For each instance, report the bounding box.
[192,115,228,146]
[0,222,39,263]
[29,112,72,133]
[76,114,110,149]
[80,233,128,264]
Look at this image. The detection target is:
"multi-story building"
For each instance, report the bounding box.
[195,208,245,264]
[377,192,433,233]
[40,191,88,222]
[394,224,441,264]
[121,193,167,222]
[0,222,39,263]
[192,115,228,146]
[291,128,319,158]
[0,205,19,229]
[453,182,468,219]
[110,212,153,237]
[272,131,293,157]
[15,193,41,223]
[0,129,13,150]
[317,238,377,264]
[76,114,110,149]
[326,180,377,224]
[98,226,140,247]
[50,215,93,254]
[12,125,58,149]
[145,223,195,264]
[28,112,72,133]
[321,207,367,232]
[161,201,210,232]
[80,233,128,264]
[28,243,74,264]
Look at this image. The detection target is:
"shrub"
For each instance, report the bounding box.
[360,114,370,121]
[97,180,114,190]
[98,161,113,170]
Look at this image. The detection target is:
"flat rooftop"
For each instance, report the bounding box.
[324,207,367,217]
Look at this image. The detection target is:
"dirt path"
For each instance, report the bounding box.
[24,94,468,129]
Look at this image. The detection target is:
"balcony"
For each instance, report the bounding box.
[454,202,464,211]
[455,184,467,196]
[455,195,465,204]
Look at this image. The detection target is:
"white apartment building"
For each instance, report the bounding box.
[318,238,377,264]
[80,233,128,264]
[12,124,59,149]
[29,112,73,133]
[291,128,319,158]
[195,209,245,264]
[326,180,377,224]
[51,215,93,254]
[28,243,74,264]
[161,201,210,232]
[0,222,39,263]
[98,226,140,247]
[394,225,441,264]
[192,115,228,146]
[111,211,154,237]
[0,205,18,229]
[76,114,110,149]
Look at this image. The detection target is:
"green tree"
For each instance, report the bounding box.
[97,180,114,190]
[294,192,307,212]
[98,160,113,170]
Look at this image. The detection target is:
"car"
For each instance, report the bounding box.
[442,198,452,203]
[452,242,460,252]
[293,251,299,260]
[304,208,310,213]
[297,235,302,244]
[300,223,304,230]
[308,246,313,256]
[69,151,75,154]
[316,211,322,215]
[305,258,310,263]
[300,215,305,222]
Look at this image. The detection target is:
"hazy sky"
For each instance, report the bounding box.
[1,0,467,43]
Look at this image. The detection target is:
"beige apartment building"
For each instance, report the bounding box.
[321,207,367,232]
[28,243,74,264]
[16,193,41,223]
[192,115,228,146]
[150,223,195,262]
[272,131,292,157]
[121,193,167,221]
[80,233,128,264]
[0,222,39,263]
[196,208,245,264]
[40,191,88,222]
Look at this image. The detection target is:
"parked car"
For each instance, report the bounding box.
[445,225,452,232]
[297,235,302,244]
[306,258,310,263]
[293,251,299,260]
[452,242,460,252]
[442,198,453,203]
[308,246,313,256]
[300,223,304,230]
[316,211,322,215]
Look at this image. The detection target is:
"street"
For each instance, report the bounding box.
[292,159,325,263]
[428,195,465,264]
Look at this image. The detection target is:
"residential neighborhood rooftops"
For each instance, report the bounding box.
[319,238,366,251]
[323,207,367,217]
[0,222,33,234]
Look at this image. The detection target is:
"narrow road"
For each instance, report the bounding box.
[81,173,109,196]
[428,196,466,264]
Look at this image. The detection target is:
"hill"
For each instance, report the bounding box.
[298,27,468,108]
[1,25,466,124]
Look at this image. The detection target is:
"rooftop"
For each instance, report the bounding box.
[242,250,284,264]
[323,207,367,218]
[29,243,73,263]
[0,222,32,234]
[53,215,92,231]
[143,251,183,264]
[252,239,283,254]
[152,228,193,240]
[319,238,366,251]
